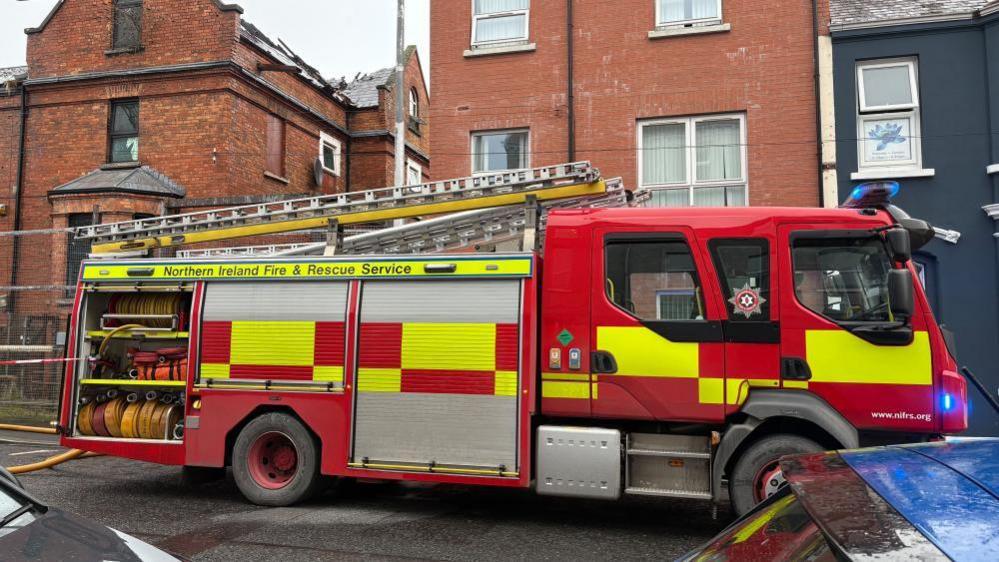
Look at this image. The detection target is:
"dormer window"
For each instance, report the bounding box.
[113,0,143,51]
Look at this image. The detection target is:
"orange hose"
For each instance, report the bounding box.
[0,424,58,435]
[6,449,101,475]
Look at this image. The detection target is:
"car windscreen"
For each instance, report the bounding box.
[680,487,839,562]
[0,485,36,538]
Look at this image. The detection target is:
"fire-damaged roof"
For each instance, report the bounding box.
[239,20,338,92]
[343,46,417,109]
[831,0,990,27]
[50,166,186,198]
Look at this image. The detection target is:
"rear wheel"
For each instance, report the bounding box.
[729,434,823,516]
[232,413,321,506]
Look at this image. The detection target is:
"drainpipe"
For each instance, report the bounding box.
[9,83,27,311]
[811,0,825,207]
[567,0,576,162]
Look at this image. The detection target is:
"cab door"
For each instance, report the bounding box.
[777,224,936,432]
[705,237,782,415]
[590,228,726,422]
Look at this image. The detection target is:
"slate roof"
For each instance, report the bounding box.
[0,66,27,84]
[831,0,989,26]
[343,46,418,109]
[51,166,186,198]
[343,66,395,108]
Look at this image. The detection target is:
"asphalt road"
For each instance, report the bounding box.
[0,434,729,561]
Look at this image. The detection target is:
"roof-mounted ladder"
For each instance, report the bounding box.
[77,162,605,255]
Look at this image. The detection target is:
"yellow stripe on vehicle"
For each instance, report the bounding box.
[494,371,518,396]
[698,378,724,405]
[230,321,315,367]
[542,380,590,400]
[200,363,231,380]
[783,380,809,390]
[402,323,495,372]
[806,330,932,386]
[357,368,402,393]
[597,326,699,378]
[313,366,344,383]
[541,372,591,382]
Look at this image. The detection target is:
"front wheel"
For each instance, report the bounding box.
[232,413,322,506]
[729,434,823,516]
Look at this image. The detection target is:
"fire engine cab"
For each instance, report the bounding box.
[59,166,968,515]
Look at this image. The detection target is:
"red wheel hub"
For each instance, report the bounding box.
[753,460,786,503]
[247,431,298,490]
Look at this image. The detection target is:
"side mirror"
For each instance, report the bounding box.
[899,218,935,251]
[888,269,914,321]
[885,228,911,263]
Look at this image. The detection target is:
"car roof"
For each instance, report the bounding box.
[839,438,999,561]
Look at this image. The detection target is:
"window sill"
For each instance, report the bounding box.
[850,168,935,180]
[464,42,536,58]
[987,164,999,175]
[101,161,141,171]
[264,171,290,184]
[105,46,144,57]
[648,22,730,39]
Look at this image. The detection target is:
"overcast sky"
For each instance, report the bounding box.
[0,0,430,83]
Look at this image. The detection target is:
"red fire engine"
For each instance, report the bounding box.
[59,164,968,515]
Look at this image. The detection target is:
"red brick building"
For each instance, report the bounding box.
[0,0,429,309]
[431,0,830,207]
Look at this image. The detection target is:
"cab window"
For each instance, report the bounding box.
[792,235,892,323]
[710,239,770,322]
[605,238,704,321]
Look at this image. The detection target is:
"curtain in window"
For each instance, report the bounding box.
[660,0,718,23]
[475,0,529,14]
[642,123,686,186]
[475,15,527,42]
[695,120,741,182]
[692,187,727,207]
[650,189,690,208]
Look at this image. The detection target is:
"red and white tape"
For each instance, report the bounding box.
[0,357,86,367]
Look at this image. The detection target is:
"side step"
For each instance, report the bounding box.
[625,433,712,500]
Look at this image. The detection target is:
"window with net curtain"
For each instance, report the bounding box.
[658,0,720,26]
[473,0,530,45]
[473,130,529,173]
[640,115,746,207]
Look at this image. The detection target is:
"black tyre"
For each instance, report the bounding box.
[729,434,823,516]
[232,413,322,506]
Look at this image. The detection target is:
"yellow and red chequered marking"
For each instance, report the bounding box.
[357,322,518,396]
[199,320,345,382]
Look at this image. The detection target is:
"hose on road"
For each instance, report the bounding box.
[0,425,100,474]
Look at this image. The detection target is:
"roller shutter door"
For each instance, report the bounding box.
[200,282,348,385]
[353,280,521,470]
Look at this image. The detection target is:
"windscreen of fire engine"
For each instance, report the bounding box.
[605,240,705,321]
[792,236,892,323]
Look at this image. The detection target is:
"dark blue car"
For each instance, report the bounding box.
[683,438,999,561]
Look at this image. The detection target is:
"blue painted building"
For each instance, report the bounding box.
[830,0,999,435]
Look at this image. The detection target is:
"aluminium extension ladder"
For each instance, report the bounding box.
[175,178,649,258]
[77,162,607,256]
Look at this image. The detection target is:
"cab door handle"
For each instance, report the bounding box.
[591,351,618,374]
[781,357,812,381]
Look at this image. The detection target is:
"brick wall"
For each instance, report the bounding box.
[431,0,826,206]
[26,0,239,79]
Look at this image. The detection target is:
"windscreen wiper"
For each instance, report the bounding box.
[0,504,34,528]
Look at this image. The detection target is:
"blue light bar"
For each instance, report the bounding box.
[942,393,954,412]
[842,181,901,209]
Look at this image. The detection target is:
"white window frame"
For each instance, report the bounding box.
[857,58,919,113]
[406,158,423,185]
[471,1,530,47]
[319,131,342,176]
[471,128,530,175]
[636,113,748,206]
[655,0,723,28]
[409,88,419,118]
[855,58,924,174]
